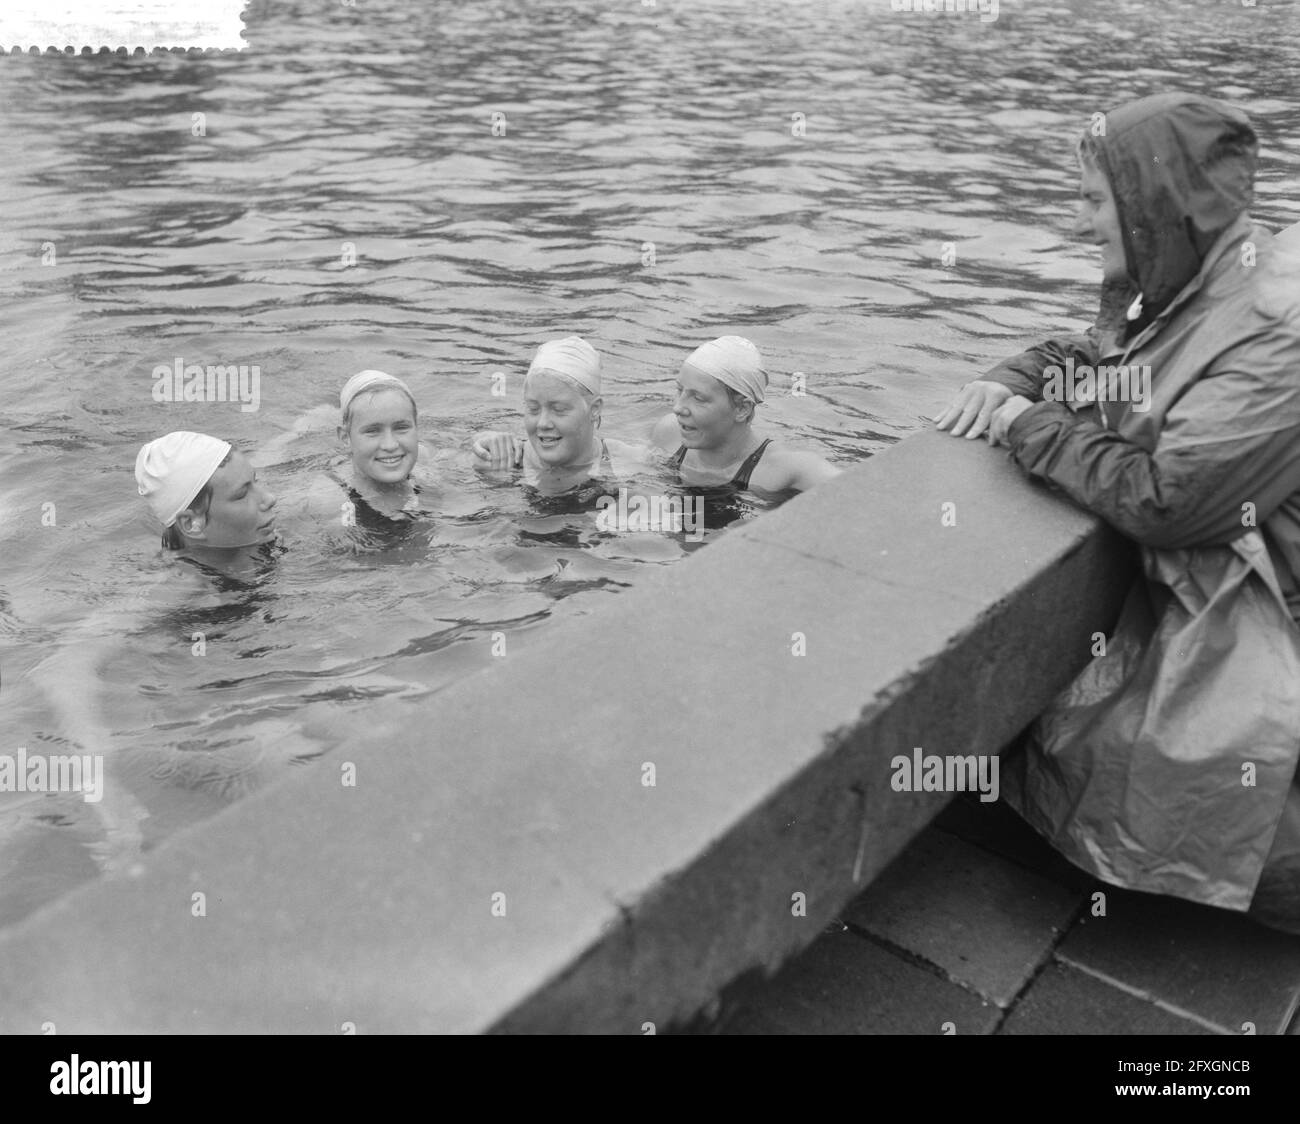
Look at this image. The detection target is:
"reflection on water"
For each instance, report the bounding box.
[1,0,1298,924]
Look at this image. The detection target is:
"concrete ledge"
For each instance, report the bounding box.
[0,430,1136,1033]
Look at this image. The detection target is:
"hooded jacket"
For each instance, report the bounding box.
[983,94,1300,618]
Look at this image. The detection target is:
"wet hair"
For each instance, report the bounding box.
[341,384,419,432]
[162,445,235,549]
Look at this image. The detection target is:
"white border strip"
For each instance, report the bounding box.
[2,1,247,51]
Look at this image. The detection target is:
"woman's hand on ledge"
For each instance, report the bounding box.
[933,380,1014,440]
[988,395,1035,447]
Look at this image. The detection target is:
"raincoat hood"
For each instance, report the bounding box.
[1087,93,1257,333]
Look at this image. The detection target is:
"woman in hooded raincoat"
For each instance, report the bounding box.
[936,92,1300,934]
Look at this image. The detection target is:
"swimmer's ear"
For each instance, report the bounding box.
[590,395,603,429]
[177,510,207,537]
[337,424,351,448]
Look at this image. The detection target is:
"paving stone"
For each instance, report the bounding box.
[999,961,1213,1035]
[1057,891,1300,1035]
[720,927,999,1035]
[841,826,1084,1007]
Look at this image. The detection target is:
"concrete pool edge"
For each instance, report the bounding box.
[0,429,1137,1033]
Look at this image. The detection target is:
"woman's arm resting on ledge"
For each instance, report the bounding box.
[983,330,1102,399]
[935,331,1102,439]
[1004,359,1300,550]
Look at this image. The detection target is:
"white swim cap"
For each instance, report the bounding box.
[526,336,602,397]
[683,336,767,404]
[339,370,414,419]
[135,431,232,527]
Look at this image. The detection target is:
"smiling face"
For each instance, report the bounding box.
[178,451,277,548]
[672,364,752,450]
[1076,159,1128,284]
[523,371,599,467]
[341,387,419,485]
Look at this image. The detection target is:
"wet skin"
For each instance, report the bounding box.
[523,371,601,470]
[671,364,762,474]
[340,387,419,488]
[1075,159,1128,284]
[177,450,278,548]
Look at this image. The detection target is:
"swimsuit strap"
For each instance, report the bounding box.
[730,438,772,491]
[598,438,614,477]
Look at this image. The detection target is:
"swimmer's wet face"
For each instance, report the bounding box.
[523,371,600,467]
[341,387,419,485]
[176,451,277,548]
[673,363,755,449]
[1075,157,1128,284]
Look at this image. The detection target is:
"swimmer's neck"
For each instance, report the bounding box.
[349,467,415,495]
[528,434,603,476]
[173,542,274,571]
[688,427,762,469]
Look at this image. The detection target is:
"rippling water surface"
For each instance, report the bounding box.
[1,0,1298,923]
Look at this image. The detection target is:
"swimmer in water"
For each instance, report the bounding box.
[471,335,654,497]
[651,336,841,494]
[332,370,437,521]
[136,430,279,557]
[20,433,282,878]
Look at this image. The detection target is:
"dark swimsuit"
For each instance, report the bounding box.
[670,438,772,491]
[523,439,618,515]
[668,439,775,538]
[327,464,425,532]
[347,482,420,520]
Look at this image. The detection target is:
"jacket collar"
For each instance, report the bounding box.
[1109,212,1259,362]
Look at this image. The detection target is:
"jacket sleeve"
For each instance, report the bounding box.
[981,331,1101,400]
[1005,345,1300,550]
